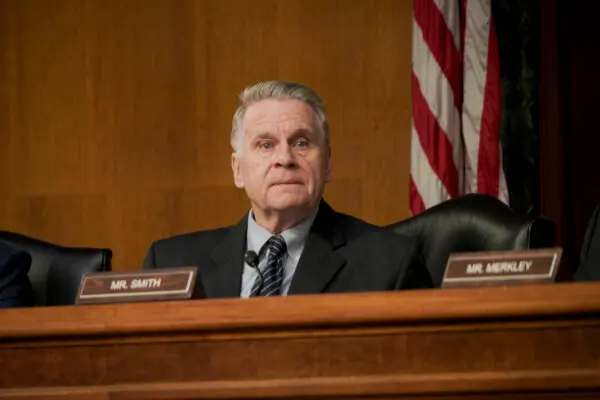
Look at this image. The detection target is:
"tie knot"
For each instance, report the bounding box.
[265,235,286,259]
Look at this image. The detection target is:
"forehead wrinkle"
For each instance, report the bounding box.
[245,99,316,124]
[245,118,316,138]
[251,113,314,129]
[240,99,322,148]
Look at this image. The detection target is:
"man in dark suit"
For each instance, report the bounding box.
[143,80,433,298]
[0,241,34,308]
[574,206,600,281]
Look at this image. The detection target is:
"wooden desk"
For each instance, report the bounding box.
[1,282,600,399]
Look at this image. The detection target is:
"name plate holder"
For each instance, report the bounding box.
[76,267,198,305]
[441,248,563,288]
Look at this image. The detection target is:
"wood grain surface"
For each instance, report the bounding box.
[0,0,414,270]
[1,282,600,399]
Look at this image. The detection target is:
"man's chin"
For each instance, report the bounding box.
[267,193,313,211]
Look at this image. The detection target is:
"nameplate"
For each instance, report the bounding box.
[441,248,563,288]
[76,267,198,305]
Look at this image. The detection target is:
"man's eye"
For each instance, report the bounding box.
[295,140,309,148]
[259,142,272,150]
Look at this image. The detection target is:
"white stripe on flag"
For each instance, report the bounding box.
[411,123,451,209]
[412,19,463,171]
[433,0,462,51]
[462,0,491,194]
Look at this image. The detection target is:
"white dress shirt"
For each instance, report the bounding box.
[240,209,318,298]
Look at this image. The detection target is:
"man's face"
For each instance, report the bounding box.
[231,98,331,217]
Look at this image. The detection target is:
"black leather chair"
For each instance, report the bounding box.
[387,194,556,287]
[0,231,112,306]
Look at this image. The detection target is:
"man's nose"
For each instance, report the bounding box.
[274,143,297,168]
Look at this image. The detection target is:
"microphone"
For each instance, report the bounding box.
[244,250,263,294]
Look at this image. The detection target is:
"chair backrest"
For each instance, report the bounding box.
[0,231,112,306]
[387,194,556,287]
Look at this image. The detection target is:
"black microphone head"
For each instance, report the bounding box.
[244,250,259,268]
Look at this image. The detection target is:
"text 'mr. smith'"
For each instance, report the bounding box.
[110,278,162,291]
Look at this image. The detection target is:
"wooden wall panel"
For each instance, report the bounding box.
[0,0,413,270]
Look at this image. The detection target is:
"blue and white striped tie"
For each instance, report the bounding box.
[250,235,287,296]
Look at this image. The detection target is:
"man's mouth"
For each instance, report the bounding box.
[273,180,303,186]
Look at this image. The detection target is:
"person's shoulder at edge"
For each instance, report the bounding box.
[142,225,234,269]
[574,205,600,281]
[0,241,35,308]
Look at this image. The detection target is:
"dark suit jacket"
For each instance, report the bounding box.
[143,201,434,298]
[0,241,34,308]
[574,206,600,281]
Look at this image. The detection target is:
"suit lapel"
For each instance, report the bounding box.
[204,215,247,298]
[288,201,347,295]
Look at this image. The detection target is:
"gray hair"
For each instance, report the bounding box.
[230,81,330,152]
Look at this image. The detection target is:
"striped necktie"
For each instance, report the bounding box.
[250,235,287,296]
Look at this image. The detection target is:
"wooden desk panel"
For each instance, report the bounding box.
[1,282,600,399]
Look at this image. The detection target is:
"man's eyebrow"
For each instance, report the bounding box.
[249,129,316,143]
[252,132,275,141]
[289,128,315,137]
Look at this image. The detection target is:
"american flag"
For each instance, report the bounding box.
[410,0,508,215]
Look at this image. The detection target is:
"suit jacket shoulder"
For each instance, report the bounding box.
[288,203,433,293]
[143,226,232,269]
[347,216,432,289]
[142,217,248,298]
[314,206,422,261]
[0,241,34,308]
[329,209,419,245]
[141,201,433,296]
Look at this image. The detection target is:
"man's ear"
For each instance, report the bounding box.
[231,153,244,188]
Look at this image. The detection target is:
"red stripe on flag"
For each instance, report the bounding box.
[412,72,459,198]
[410,177,426,216]
[460,0,467,107]
[413,0,462,109]
[476,11,501,197]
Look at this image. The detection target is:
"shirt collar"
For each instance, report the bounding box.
[246,207,319,263]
